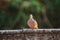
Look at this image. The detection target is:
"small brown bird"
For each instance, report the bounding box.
[27,14,38,29]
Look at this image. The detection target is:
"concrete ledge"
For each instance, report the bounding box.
[0,29,60,34]
[0,29,60,40]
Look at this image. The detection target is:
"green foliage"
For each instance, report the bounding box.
[30,1,42,12]
[0,0,60,29]
[46,0,60,28]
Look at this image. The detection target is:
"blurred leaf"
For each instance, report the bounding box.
[30,1,42,12]
[21,1,31,8]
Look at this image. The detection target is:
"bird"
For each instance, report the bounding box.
[27,14,38,29]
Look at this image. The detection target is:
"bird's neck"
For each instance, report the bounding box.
[30,17,34,21]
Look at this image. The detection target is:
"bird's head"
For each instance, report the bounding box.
[29,14,35,21]
[30,14,33,19]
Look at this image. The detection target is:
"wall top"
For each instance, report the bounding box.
[0,29,60,34]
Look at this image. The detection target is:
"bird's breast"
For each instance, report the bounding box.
[28,19,38,28]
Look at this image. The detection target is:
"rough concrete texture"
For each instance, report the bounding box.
[0,29,60,40]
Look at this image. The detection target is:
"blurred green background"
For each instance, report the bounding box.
[0,0,60,29]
